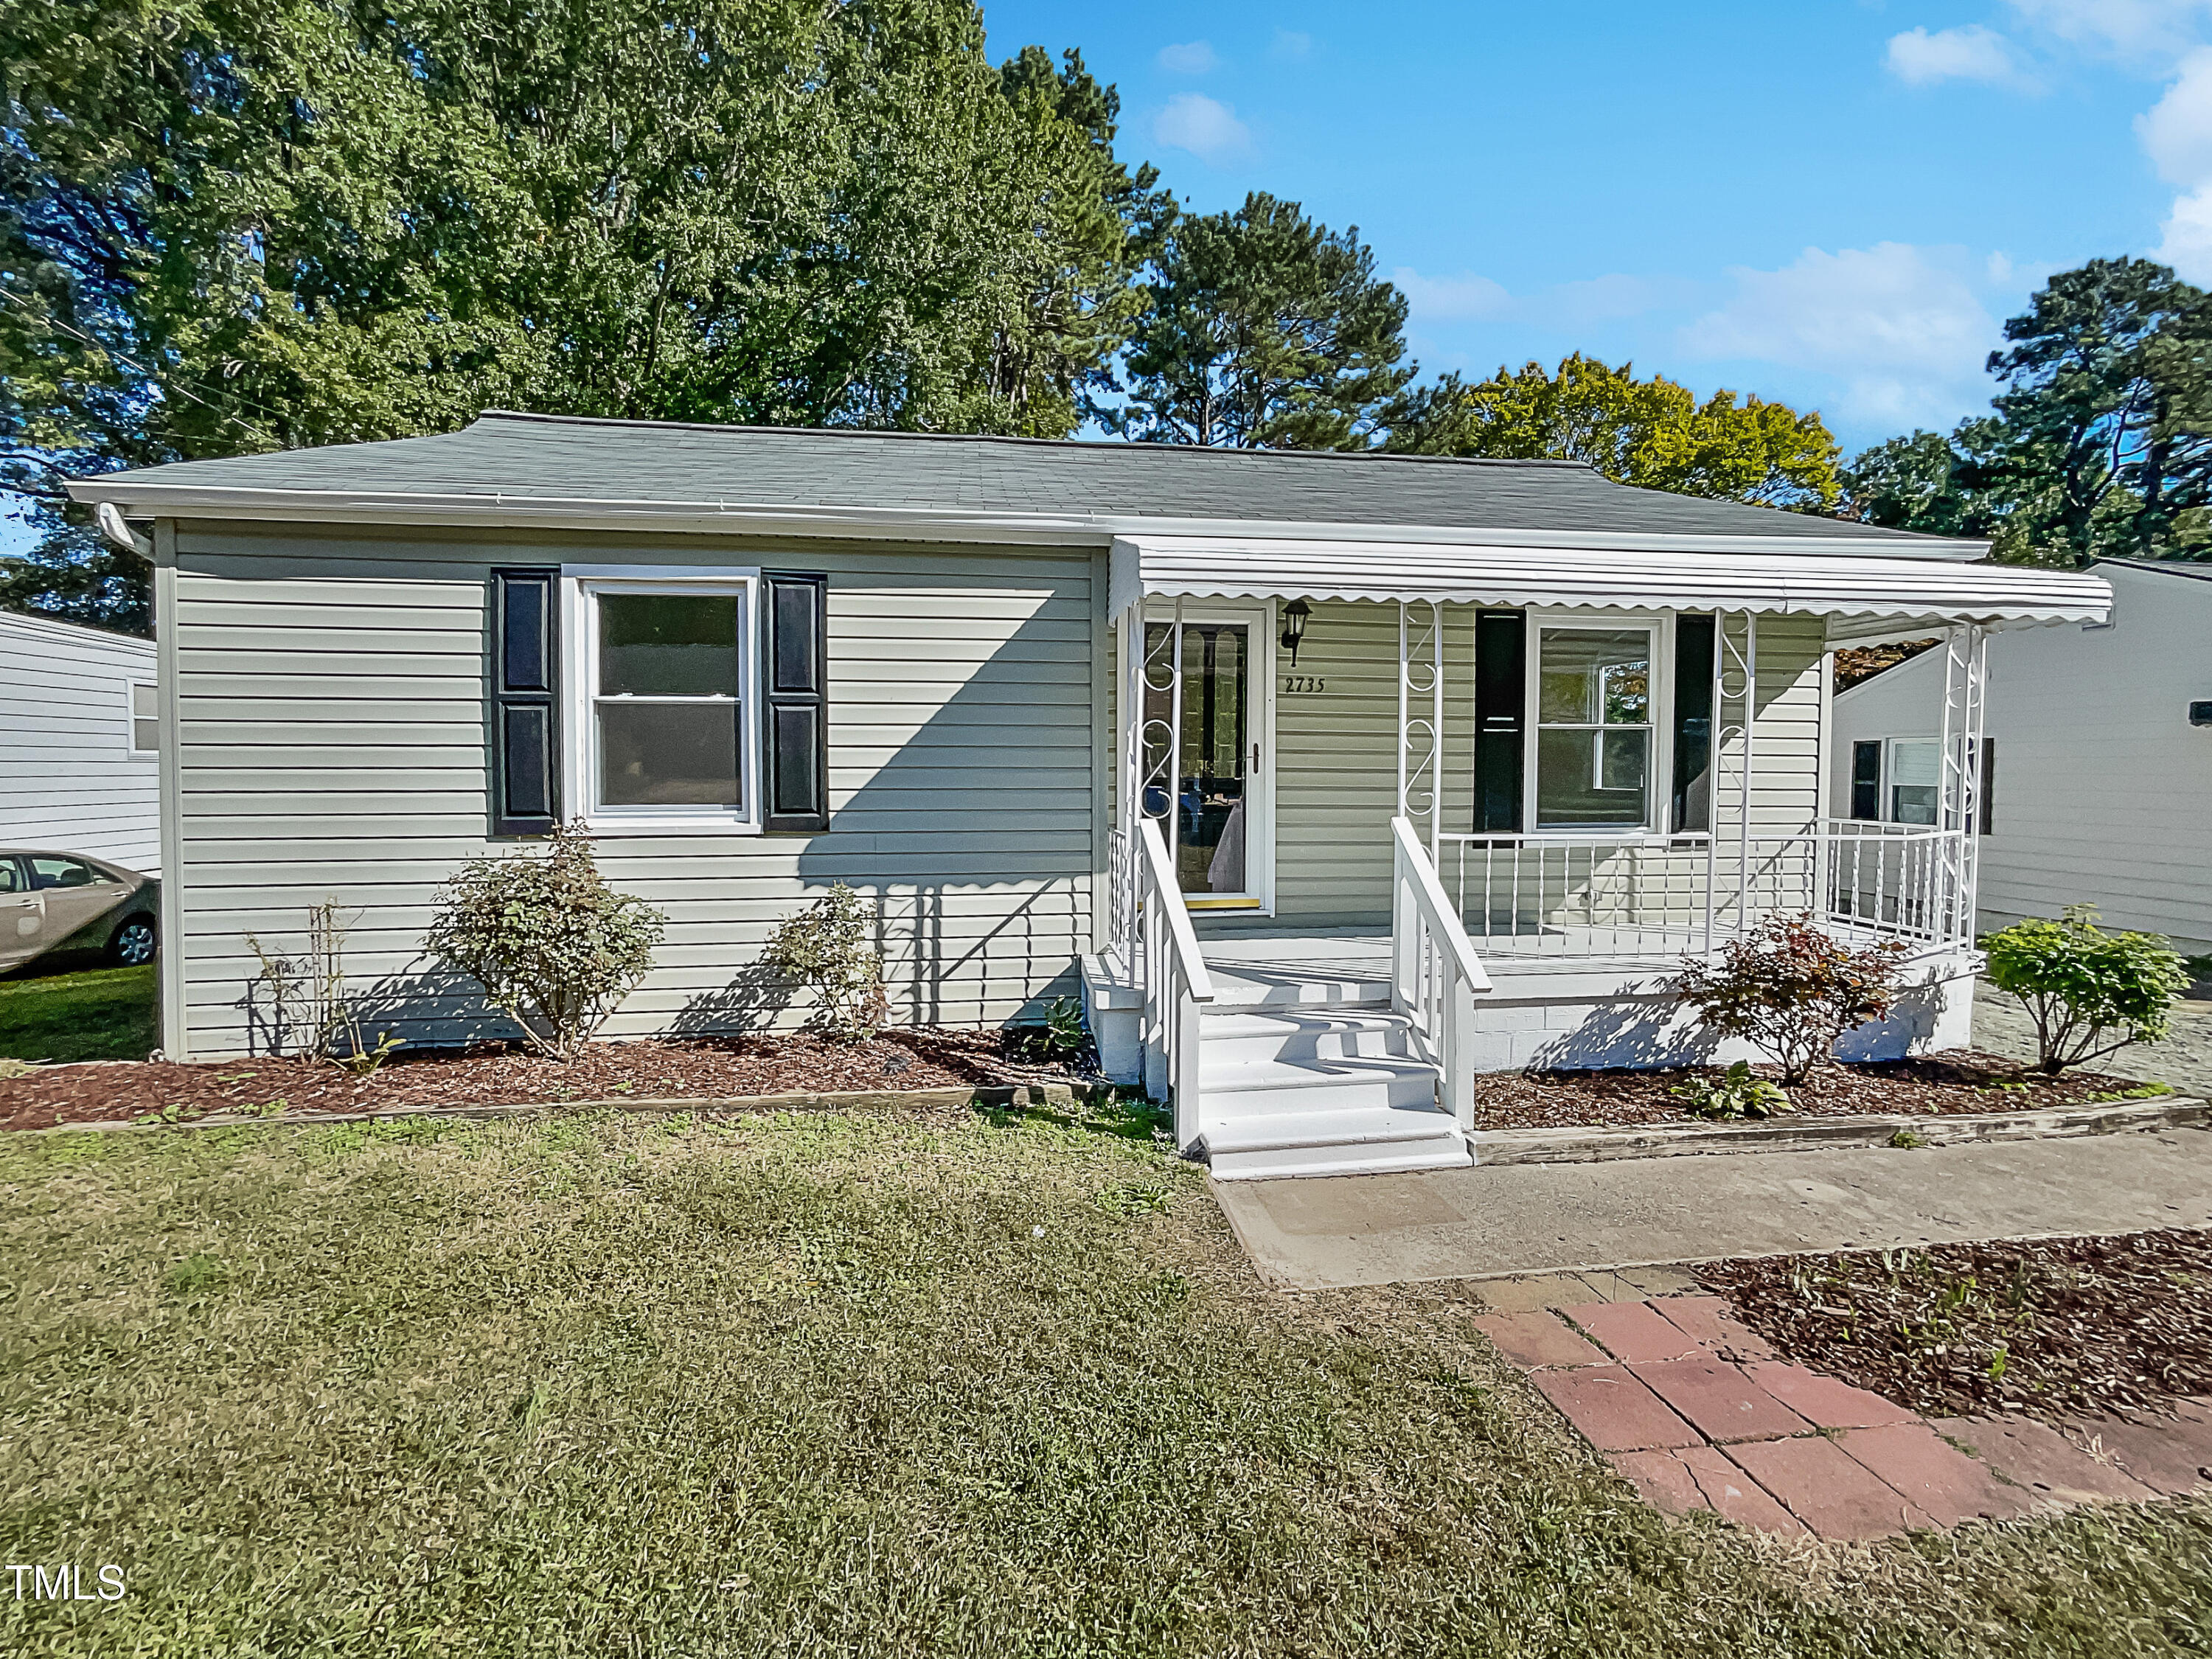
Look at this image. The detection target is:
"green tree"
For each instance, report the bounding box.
[1837,258,2212,565]
[0,0,1163,629]
[1109,192,1412,448]
[1386,354,1841,511]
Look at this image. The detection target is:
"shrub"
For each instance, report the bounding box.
[422,822,665,1060]
[245,900,403,1071]
[1669,1060,1792,1120]
[1668,913,1906,1085]
[1980,905,2188,1074]
[762,883,887,1043]
[1006,995,1092,1065]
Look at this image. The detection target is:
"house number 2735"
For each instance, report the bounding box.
[1282,675,1326,693]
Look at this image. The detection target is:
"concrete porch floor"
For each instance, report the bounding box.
[1212,1128,2212,1290]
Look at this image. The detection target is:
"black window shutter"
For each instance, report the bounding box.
[490,567,559,836]
[1977,737,1996,836]
[1671,614,1716,832]
[1850,740,1882,822]
[1473,610,1525,833]
[762,571,830,833]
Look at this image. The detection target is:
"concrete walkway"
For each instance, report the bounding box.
[1214,1127,2212,1290]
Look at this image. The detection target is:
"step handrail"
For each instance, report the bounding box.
[1391,815,1492,1132]
[1135,817,1214,1152]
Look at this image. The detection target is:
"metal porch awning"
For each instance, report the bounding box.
[1108,534,2113,628]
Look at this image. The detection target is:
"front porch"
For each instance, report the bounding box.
[1084,530,2107,1180]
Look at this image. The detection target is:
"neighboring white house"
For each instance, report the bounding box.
[70,414,2110,1177]
[1832,560,2212,957]
[0,608,161,874]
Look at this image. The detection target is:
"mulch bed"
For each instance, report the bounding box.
[0,1029,1099,1133]
[1470,1049,2166,1133]
[1697,1229,2212,1424]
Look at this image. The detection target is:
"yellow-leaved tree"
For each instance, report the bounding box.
[1383,354,1841,512]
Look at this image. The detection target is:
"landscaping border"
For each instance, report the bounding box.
[1472,1095,2210,1166]
[32,1080,1130,1135]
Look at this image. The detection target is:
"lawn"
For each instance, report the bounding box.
[3,1107,2211,1657]
[0,965,157,1065]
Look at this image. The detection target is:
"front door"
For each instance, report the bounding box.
[1141,609,1271,909]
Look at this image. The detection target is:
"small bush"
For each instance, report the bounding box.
[762,883,886,1043]
[1669,913,1906,1085]
[422,822,665,1060]
[1006,995,1092,1065]
[246,900,403,1070]
[1670,1060,1792,1120]
[1980,905,2189,1073]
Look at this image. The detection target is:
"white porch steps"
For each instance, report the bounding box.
[1194,1003,1470,1181]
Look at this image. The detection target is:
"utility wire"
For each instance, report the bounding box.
[0,279,286,446]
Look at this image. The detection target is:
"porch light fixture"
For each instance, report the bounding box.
[1280,598,1312,666]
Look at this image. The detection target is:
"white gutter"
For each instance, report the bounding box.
[61,477,1993,563]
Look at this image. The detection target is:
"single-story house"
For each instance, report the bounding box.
[72,413,2110,1176]
[1832,558,2211,956]
[0,607,162,875]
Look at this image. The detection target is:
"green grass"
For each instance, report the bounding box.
[3,1108,2211,1656]
[0,964,157,1063]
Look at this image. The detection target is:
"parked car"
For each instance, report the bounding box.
[0,849,159,974]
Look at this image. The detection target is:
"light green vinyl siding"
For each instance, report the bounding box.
[164,523,1099,1058]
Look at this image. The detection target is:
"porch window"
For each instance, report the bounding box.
[1534,626,1654,829]
[1887,737,1939,826]
[582,581,754,824]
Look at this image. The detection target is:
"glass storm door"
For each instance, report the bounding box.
[1142,620,1258,900]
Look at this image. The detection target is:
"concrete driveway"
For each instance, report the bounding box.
[1213,1127,2212,1290]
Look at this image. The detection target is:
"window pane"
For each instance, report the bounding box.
[1888,739,1938,824]
[1535,728,1649,827]
[598,594,742,696]
[597,702,740,807]
[133,720,160,753]
[1537,629,1650,725]
[1140,622,1251,894]
[25,857,101,889]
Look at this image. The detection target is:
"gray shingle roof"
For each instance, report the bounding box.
[84,410,1930,543]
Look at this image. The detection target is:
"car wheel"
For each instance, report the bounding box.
[111,917,157,967]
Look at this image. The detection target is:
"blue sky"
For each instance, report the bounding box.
[984,0,2212,453]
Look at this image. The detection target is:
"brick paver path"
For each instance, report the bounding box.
[1481,1283,2212,1540]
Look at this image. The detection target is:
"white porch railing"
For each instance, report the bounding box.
[1391,817,1493,1128]
[1439,818,1972,961]
[1133,817,1214,1150]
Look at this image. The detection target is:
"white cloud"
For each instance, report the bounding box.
[1155,40,1217,74]
[1391,268,1687,330]
[2138,46,2212,179]
[1270,29,1313,59]
[1885,24,2021,86]
[1680,243,2002,429]
[1391,269,1512,321]
[2006,0,2212,60]
[2156,184,2212,278]
[1153,93,1251,164]
[2133,49,2212,276]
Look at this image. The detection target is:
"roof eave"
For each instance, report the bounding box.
[63,479,1994,562]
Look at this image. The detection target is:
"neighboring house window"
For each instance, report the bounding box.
[1978,737,1996,835]
[577,577,757,830]
[1886,738,1940,826]
[1533,624,1657,830]
[1848,740,1882,821]
[130,683,159,755]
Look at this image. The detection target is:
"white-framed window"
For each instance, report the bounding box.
[563,568,760,834]
[1527,616,1670,832]
[128,682,159,756]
